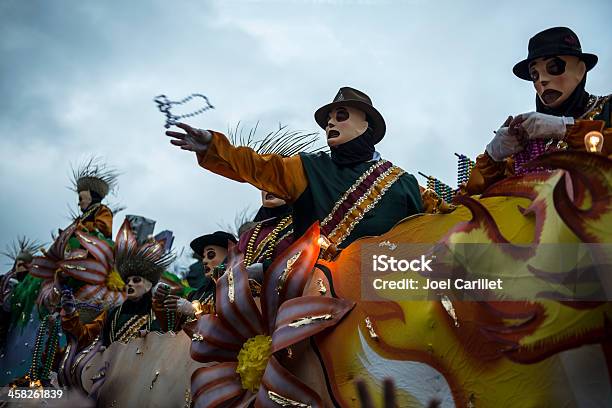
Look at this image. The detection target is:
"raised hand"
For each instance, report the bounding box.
[163,294,179,312]
[165,122,212,154]
[152,282,170,302]
[485,116,524,161]
[176,298,196,317]
[510,112,573,140]
[163,295,195,317]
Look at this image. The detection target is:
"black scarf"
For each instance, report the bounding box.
[253,204,292,222]
[330,128,376,166]
[120,291,153,316]
[536,75,591,118]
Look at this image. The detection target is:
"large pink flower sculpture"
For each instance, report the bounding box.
[187,223,355,407]
[31,219,166,306]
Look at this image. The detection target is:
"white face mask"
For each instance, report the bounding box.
[78,190,92,211]
[125,276,152,300]
[529,55,586,108]
[261,191,286,208]
[325,106,368,147]
[201,245,227,277]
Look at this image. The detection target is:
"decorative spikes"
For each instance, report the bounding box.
[228,122,326,157]
[115,241,175,284]
[70,156,119,199]
[1,236,44,263]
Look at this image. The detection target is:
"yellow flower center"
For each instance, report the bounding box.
[236,335,272,392]
[106,269,125,292]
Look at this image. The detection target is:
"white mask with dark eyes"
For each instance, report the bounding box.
[325,106,368,147]
[529,55,586,108]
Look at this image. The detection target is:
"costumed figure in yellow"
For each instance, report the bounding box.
[71,157,118,239]
[466,27,611,194]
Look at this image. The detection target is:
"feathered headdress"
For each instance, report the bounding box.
[228,122,325,156]
[115,232,175,285]
[1,236,43,264]
[70,157,119,199]
[115,246,175,285]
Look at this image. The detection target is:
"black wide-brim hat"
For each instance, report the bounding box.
[513,27,598,81]
[190,231,237,256]
[314,87,386,145]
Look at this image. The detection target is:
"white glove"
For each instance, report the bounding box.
[176,298,196,317]
[514,112,574,140]
[152,282,170,301]
[486,118,523,162]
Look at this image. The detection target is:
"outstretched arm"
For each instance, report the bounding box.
[166,123,308,202]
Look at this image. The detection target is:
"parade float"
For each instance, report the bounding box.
[54,145,612,407]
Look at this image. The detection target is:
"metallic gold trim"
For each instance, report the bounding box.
[288,314,332,328]
[227,268,235,303]
[60,343,71,373]
[316,278,327,295]
[71,336,99,377]
[364,317,378,339]
[64,264,87,271]
[581,95,611,120]
[320,160,389,227]
[80,235,95,245]
[441,295,459,327]
[328,166,405,246]
[268,391,311,407]
[277,251,301,293]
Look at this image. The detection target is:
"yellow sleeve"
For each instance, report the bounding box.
[61,309,107,349]
[94,205,113,238]
[78,205,113,238]
[464,152,515,196]
[196,131,308,202]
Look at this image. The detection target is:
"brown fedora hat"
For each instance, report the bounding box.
[314,87,386,144]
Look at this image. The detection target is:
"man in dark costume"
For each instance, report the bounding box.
[166,87,424,254]
[466,27,611,194]
[60,243,173,348]
[155,231,236,322]
[235,125,323,270]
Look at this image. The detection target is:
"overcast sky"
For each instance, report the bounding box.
[1,0,610,271]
